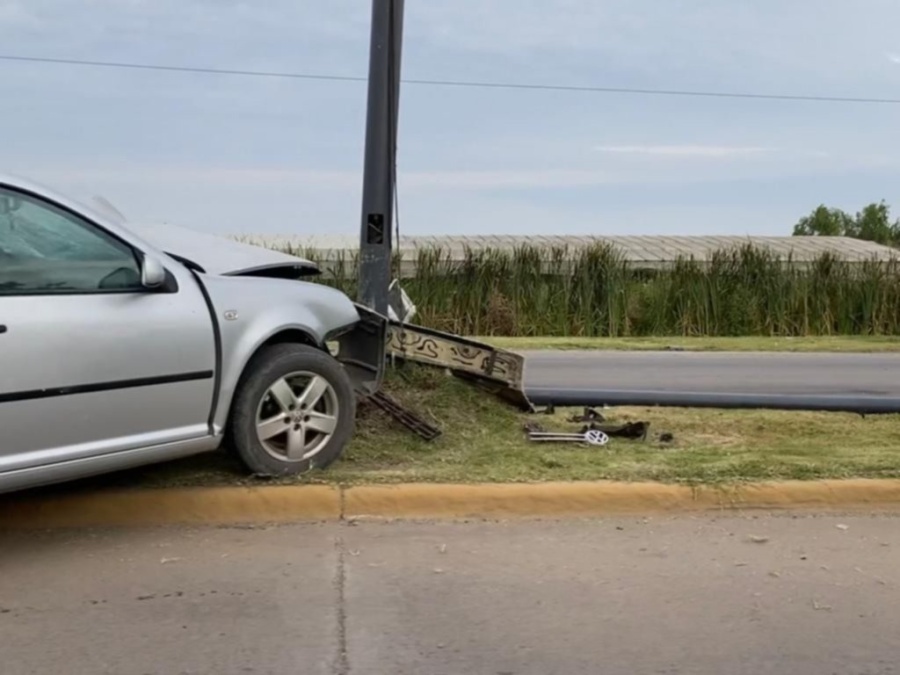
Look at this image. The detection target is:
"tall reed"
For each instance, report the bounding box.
[273,242,900,337]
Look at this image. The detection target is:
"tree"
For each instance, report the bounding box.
[851,201,900,246]
[792,201,900,247]
[792,205,854,237]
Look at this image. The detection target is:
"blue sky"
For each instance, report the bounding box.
[2,0,900,236]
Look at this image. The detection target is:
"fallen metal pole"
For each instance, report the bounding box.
[525,388,900,415]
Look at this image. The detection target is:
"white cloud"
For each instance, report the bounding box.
[403,169,617,189]
[593,145,776,158]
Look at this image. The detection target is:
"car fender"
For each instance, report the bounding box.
[195,274,361,433]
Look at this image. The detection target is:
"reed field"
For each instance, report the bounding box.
[265,240,900,338]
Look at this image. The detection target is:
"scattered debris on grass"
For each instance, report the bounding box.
[364,390,442,441]
[520,416,650,445]
[568,407,606,423]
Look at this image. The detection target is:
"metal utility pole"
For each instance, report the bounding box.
[358,0,405,316]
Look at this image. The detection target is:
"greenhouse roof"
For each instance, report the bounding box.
[243,234,898,266]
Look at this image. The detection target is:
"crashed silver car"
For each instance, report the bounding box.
[0,174,385,494]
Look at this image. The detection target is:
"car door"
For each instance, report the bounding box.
[0,184,217,473]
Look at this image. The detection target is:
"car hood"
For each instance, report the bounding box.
[126,222,321,279]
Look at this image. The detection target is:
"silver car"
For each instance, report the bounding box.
[0,174,386,494]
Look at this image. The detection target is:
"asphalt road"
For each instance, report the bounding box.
[3,514,900,674]
[523,350,900,397]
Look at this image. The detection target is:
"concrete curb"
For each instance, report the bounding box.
[3,479,900,529]
[0,486,340,529]
[344,480,900,519]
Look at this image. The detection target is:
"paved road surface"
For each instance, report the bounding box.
[523,351,900,397]
[3,514,900,674]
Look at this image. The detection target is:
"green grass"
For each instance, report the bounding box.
[53,363,900,492]
[481,335,900,352]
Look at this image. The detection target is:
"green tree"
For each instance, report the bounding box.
[792,205,854,237]
[851,201,900,246]
[792,201,900,247]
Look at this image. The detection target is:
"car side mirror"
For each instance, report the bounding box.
[141,255,167,289]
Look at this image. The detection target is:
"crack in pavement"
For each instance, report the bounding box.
[332,534,349,675]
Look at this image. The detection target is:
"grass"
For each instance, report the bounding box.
[257,241,900,339]
[481,335,900,352]
[53,363,900,493]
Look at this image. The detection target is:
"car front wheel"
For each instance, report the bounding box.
[228,343,356,476]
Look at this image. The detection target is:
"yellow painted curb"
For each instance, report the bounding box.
[344,482,698,518]
[712,479,900,510]
[343,479,900,519]
[0,485,340,529]
[2,479,900,529]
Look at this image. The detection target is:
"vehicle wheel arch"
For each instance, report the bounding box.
[222,326,327,425]
[237,326,326,376]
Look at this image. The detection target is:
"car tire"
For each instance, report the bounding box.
[228,343,356,477]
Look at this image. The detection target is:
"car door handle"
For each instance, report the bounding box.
[0,325,7,334]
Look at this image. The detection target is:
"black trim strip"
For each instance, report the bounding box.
[0,370,214,404]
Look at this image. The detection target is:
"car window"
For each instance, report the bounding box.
[0,188,143,295]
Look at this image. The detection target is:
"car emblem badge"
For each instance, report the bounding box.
[224,310,239,321]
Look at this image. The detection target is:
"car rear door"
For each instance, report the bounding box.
[0,184,217,473]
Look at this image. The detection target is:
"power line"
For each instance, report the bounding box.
[2,53,900,104]
[0,54,366,83]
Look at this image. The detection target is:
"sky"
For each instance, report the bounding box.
[2,0,900,237]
